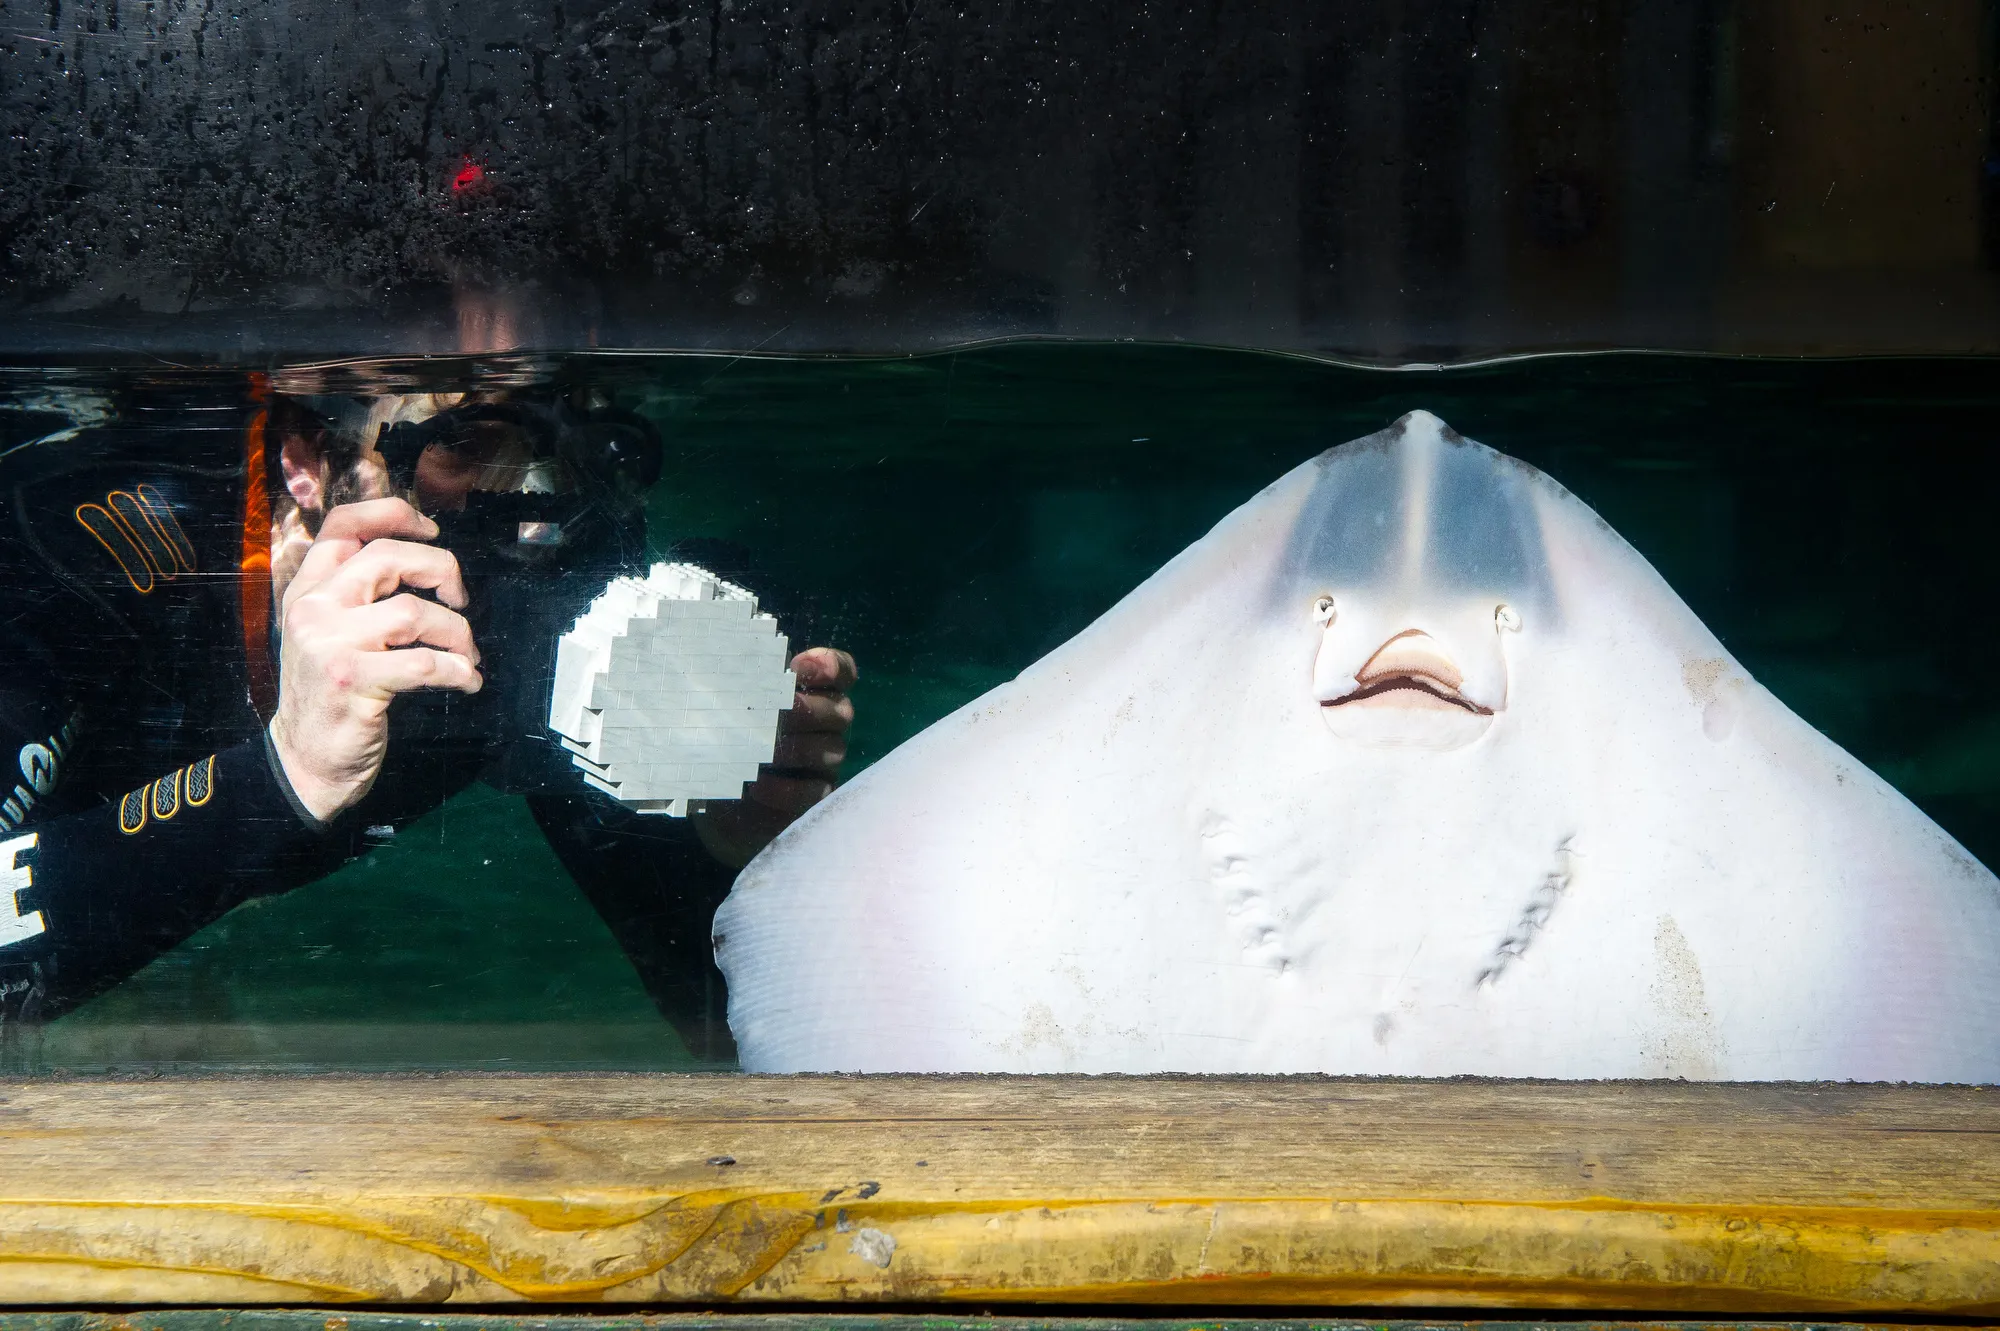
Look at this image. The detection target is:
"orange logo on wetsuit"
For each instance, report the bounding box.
[74,484,197,594]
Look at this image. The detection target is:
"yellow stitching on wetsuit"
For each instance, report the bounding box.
[135,485,197,572]
[119,786,149,834]
[184,754,215,807]
[75,503,156,594]
[108,491,179,581]
[150,768,182,822]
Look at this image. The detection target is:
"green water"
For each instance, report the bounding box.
[10,343,2000,1071]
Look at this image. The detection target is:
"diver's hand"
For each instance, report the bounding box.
[269,498,483,822]
[693,647,857,869]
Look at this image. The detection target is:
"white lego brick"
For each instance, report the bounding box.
[635,799,690,817]
[623,798,682,816]
[547,560,795,816]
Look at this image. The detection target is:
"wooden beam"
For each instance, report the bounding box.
[0,1076,1994,1310]
[0,1318,1962,1331]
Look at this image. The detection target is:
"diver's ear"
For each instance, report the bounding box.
[278,433,326,511]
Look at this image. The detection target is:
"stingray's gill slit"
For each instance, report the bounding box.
[1198,812,1290,973]
[1475,837,1578,990]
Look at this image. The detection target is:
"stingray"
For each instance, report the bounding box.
[714,412,2000,1079]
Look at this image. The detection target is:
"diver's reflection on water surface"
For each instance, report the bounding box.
[0,378,855,1064]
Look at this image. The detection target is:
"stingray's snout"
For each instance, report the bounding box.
[1322,630,1492,716]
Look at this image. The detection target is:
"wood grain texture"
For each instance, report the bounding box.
[0,1076,1994,1311]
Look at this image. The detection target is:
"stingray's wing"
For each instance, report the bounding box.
[1517,480,2000,1081]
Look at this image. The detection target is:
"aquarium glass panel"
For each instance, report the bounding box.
[0,346,1996,1077]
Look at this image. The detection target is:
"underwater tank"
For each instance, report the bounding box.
[1,0,1996,1072]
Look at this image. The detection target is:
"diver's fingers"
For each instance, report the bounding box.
[743,770,834,816]
[782,688,854,733]
[292,500,439,590]
[789,647,858,693]
[769,730,846,773]
[345,594,480,664]
[321,538,470,610]
[315,497,438,546]
[353,645,484,698]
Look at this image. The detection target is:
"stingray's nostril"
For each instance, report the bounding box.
[1312,595,1336,626]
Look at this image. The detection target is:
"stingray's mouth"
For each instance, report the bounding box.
[1321,630,1493,716]
[1327,675,1491,714]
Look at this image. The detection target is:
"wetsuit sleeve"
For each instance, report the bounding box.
[0,730,345,1026]
[526,793,740,1064]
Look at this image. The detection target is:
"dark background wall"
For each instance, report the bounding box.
[2,0,1995,360]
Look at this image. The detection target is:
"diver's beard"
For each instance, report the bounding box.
[327,458,402,510]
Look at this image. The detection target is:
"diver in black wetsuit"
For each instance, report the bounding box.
[0,382,854,1061]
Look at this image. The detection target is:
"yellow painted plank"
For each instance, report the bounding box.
[0,1076,1994,1310]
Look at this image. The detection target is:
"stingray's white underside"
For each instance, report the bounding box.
[715,413,2000,1080]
